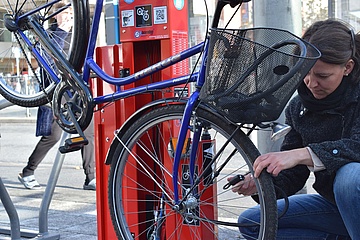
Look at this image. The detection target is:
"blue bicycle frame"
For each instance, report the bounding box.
[80,0,211,204]
[82,0,206,105]
[17,0,211,205]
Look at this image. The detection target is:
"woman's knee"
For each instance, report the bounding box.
[238,206,261,239]
[334,162,360,200]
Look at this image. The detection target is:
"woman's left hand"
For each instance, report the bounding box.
[228,174,257,196]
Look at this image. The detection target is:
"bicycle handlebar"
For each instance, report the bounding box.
[211,0,252,28]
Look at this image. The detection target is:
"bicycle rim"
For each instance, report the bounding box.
[108,104,277,240]
[0,0,89,107]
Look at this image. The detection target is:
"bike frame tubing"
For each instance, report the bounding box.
[17,29,61,85]
[82,0,206,105]
[172,37,210,203]
[12,0,206,105]
[81,0,211,204]
[17,0,217,205]
[17,0,62,22]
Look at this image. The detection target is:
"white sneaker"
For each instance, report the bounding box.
[83,178,96,190]
[18,173,41,190]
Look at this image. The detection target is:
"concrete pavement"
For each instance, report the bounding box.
[0,103,98,240]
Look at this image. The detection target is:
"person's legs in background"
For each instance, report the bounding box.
[18,120,62,189]
[81,118,96,190]
[19,117,96,190]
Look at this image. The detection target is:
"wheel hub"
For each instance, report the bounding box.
[172,194,198,213]
[4,14,19,32]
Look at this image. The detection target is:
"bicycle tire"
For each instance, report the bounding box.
[0,0,89,107]
[108,104,277,240]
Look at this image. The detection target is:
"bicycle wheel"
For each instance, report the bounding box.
[108,104,277,240]
[0,0,89,107]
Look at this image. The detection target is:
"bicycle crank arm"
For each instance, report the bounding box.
[59,102,88,153]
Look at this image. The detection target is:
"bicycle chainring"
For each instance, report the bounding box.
[52,79,93,134]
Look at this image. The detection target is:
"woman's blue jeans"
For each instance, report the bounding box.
[239,162,360,239]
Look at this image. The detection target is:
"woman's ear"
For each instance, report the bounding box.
[345,59,355,76]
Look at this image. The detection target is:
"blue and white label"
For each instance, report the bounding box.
[174,0,184,10]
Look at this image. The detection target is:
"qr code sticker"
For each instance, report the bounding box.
[154,6,167,24]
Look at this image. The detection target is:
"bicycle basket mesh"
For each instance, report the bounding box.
[199,28,321,124]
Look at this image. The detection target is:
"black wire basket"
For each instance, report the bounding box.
[199,27,321,124]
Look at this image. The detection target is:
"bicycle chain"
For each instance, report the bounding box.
[14,32,53,106]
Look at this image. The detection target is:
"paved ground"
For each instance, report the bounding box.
[0,101,97,240]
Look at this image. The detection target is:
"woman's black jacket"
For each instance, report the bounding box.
[273,83,360,203]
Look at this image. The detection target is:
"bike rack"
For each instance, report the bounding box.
[0,98,68,240]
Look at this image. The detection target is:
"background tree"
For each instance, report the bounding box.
[302,0,328,30]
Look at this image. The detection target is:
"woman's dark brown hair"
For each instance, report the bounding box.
[302,19,360,82]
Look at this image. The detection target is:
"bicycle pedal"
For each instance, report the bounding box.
[59,136,88,153]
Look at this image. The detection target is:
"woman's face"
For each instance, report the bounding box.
[304,59,354,99]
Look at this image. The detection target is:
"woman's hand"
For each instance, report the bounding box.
[253,148,312,178]
[228,174,257,196]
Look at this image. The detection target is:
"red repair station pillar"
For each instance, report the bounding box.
[93,0,189,239]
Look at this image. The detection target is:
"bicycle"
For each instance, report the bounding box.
[0,0,321,239]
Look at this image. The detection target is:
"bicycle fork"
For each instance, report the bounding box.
[172,91,200,205]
